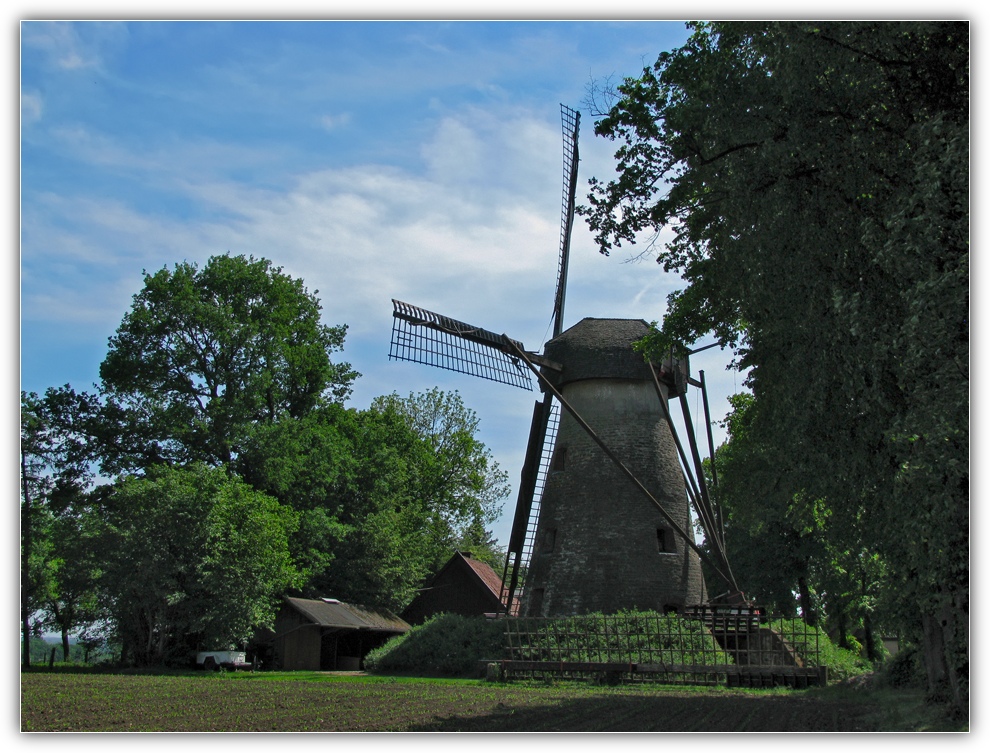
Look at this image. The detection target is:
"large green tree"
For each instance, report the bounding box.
[97,463,300,666]
[20,391,95,667]
[26,253,510,656]
[95,253,358,472]
[33,505,104,664]
[371,389,509,565]
[239,389,509,610]
[708,393,888,658]
[583,22,967,708]
[705,393,824,621]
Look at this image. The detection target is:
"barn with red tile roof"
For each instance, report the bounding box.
[401,551,512,625]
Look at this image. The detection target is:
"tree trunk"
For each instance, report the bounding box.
[797,574,816,626]
[920,611,950,697]
[919,589,969,713]
[22,614,31,670]
[61,628,71,663]
[863,610,877,662]
[836,610,849,649]
[21,453,33,669]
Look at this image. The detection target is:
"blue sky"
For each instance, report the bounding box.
[17,17,821,546]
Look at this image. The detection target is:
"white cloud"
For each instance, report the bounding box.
[48,125,159,171]
[319,112,352,130]
[23,99,688,354]
[21,91,42,125]
[45,125,294,187]
[21,21,126,73]
[421,117,484,183]
[21,94,740,551]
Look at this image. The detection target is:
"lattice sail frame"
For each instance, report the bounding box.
[500,106,580,614]
[389,299,533,390]
[499,399,560,615]
[552,104,580,339]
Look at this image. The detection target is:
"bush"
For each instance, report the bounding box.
[364,610,874,683]
[511,610,732,665]
[770,618,872,681]
[364,613,505,677]
[879,644,924,689]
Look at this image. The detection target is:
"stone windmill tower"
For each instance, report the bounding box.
[389,106,738,619]
[519,317,708,617]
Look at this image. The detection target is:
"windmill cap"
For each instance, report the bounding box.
[543,318,655,386]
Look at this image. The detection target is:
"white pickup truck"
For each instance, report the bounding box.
[195,650,253,671]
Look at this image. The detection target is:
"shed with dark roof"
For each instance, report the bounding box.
[401,551,510,625]
[272,597,410,671]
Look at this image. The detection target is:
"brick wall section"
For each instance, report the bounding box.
[521,319,708,617]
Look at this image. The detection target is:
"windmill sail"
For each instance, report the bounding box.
[389,105,741,615]
[389,299,533,390]
[500,105,580,613]
[552,104,580,339]
[499,396,560,614]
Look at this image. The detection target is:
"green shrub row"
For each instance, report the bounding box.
[365,610,732,677]
[769,618,873,680]
[507,610,732,666]
[365,610,875,682]
[364,613,505,676]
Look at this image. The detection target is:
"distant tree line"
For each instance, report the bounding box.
[582,21,967,713]
[22,636,115,666]
[22,254,508,668]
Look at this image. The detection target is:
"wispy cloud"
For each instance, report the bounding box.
[21,91,42,125]
[20,21,739,545]
[23,95,683,353]
[319,112,352,131]
[22,109,557,333]
[21,21,127,73]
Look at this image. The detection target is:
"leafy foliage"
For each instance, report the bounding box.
[240,390,508,611]
[95,254,358,472]
[582,21,967,708]
[769,618,871,682]
[707,393,890,659]
[23,253,511,665]
[364,614,506,676]
[21,391,101,667]
[98,463,300,665]
[879,644,925,689]
[372,389,509,565]
[509,610,731,666]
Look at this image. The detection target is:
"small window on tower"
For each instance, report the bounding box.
[551,446,567,472]
[657,528,673,553]
[543,528,557,553]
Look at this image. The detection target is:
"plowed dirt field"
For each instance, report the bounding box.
[21,671,892,732]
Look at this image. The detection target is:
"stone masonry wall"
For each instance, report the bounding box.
[522,376,707,617]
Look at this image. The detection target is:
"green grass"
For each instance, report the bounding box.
[20,667,967,732]
[769,617,873,681]
[364,613,505,676]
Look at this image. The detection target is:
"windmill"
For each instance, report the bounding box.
[389,105,739,618]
